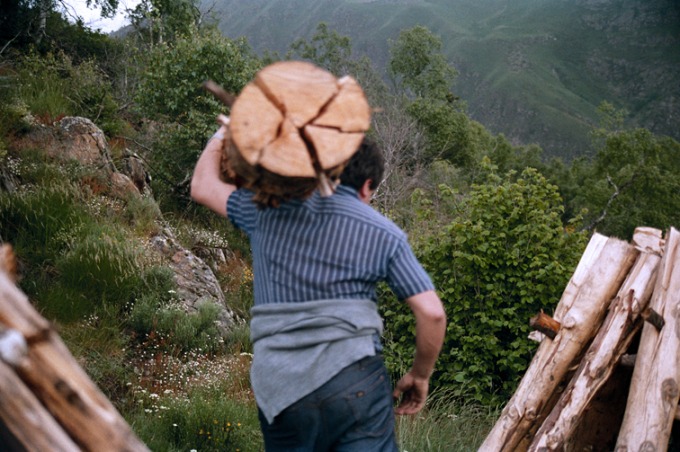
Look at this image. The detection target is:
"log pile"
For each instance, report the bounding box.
[481,226,680,451]
[0,244,149,451]
[204,61,372,208]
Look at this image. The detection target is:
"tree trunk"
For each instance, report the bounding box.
[617,227,680,451]
[529,227,663,451]
[479,233,639,452]
[0,266,149,451]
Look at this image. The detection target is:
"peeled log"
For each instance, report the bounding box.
[529,227,663,451]
[0,267,149,451]
[479,233,639,452]
[617,227,680,451]
[0,360,80,451]
[224,61,371,207]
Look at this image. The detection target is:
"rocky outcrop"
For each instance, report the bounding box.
[12,117,238,333]
[150,228,237,331]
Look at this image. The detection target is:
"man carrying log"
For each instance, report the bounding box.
[191,62,445,451]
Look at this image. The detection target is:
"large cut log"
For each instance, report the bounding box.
[216,61,371,207]
[617,227,680,451]
[0,260,149,451]
[479,233,639,452]
[529,227,664,451]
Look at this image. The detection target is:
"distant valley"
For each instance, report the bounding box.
[204,0,680,160]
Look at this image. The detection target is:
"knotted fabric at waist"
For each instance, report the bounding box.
[250,298,384,424]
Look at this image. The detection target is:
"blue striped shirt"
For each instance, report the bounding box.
[227,185,434,305]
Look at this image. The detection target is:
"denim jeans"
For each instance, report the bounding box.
[257,354,399,451]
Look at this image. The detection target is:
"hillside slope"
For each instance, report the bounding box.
[206,0,680,160]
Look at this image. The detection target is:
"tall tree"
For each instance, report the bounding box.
[128,0,200,46]
[568,102,680,239]
[388,26,477,166]
[388,25,457,101]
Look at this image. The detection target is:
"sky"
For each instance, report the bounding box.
[62,0,141,33]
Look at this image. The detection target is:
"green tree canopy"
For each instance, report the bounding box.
[564,103,680,239]
[383,163,587,404]
[135,27,260,200]
[388,25,457,101]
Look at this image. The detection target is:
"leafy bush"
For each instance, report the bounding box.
[382,162,587,404]
[128,293,226,354]
[135,27,260,204]
[13,51,120,132]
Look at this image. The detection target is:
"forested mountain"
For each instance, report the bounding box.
[206,0,680,160]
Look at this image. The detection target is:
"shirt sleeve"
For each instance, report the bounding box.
[386,240,435,300]
[226,188,258,234]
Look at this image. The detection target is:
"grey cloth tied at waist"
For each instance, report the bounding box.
[249,298,384,424]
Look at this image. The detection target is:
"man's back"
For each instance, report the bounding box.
[228,184,431,305]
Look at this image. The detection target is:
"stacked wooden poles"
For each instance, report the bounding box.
[0,245,149,452]
[617,227,680,450]
[479,233,639,451]
[529,227,664,450]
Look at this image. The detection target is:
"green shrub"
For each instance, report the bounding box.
[129,387,262,452]
[13,51,119,127]
[134,27,259,206]
[127,293,225,354]
[382,162,588,404]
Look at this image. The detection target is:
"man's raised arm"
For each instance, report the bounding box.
[190,125,237,217]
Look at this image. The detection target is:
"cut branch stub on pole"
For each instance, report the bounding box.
[222,61,371,207]
[529,311,561,340]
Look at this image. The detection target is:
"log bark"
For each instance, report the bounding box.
[529,227,663,450]
[0,268,149,451]
[479,233,639,452]
[617,227,680,451]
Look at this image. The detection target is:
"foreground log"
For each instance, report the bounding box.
[617,227,680,450]
[0,261,149,451]
[479,233,639,451]
[218,61,371,207]
[529,227,663,450]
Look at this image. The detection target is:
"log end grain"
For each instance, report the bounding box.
[224,61,372,206]
[230,83,283,166]
[254,60,338,128]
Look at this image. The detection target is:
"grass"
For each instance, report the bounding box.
[0,47,501,452]
[0,137,495,452]
[397,388,499,451]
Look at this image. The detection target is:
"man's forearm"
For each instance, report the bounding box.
[407,290,446,378]
[190,125,237,217]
